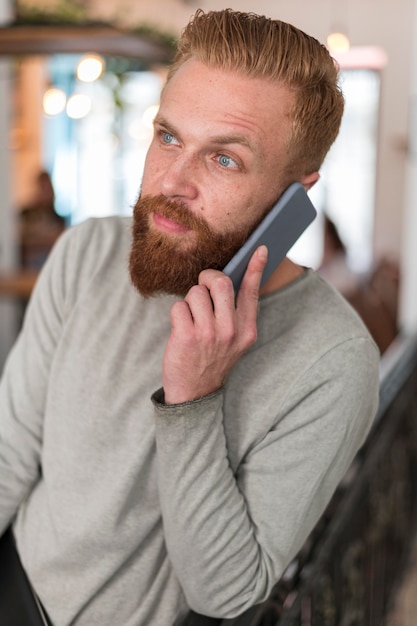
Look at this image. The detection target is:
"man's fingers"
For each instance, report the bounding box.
[236,245,268,308]
[196,247,267,322]
[170,300,194,327]
[163,252,265,403]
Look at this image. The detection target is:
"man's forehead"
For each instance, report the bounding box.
[159,61,293,139]
[162,59,293,116]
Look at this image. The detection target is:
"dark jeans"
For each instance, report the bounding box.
[0,526,53,625]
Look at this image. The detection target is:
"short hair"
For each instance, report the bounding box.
[167,9,344,180]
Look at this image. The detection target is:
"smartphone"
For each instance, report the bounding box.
[223,182,317,292]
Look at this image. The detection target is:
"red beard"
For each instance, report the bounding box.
[129,194,254,297]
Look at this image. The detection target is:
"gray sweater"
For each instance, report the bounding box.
[0,216,379,625]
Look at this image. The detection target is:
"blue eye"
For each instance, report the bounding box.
[218,154,238,168]
[162,132,176,144]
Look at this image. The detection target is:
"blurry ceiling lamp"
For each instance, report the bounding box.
[43,87,67,116]
[67,94,92,119]
[327,31,350,53]
[128,119,151,141]
[76,54,105,82]
[142,103,160,129]
[332,46,388,69]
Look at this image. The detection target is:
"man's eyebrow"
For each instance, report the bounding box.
[153,114,178,137]
[154,114,256,154]
[210,134,254,152]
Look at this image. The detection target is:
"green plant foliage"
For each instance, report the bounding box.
[16,0,88,25]
[132,24,177,51]
[15,0,178,53]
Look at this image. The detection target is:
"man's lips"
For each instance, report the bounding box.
[152,212,193,235]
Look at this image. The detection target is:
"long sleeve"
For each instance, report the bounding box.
[152,335,379,617]
[0,230,74,535]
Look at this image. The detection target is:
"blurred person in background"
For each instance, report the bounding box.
[319,213,399,353]
[19,170,66,271]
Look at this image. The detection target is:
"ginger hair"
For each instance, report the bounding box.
[167,9,344,180]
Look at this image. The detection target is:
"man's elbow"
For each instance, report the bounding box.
[182,566,275,619]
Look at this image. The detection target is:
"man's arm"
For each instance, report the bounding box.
[154,338,378,617]
[0,229,72,535]
[154,257,379,617]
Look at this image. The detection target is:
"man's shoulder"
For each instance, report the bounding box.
[306,271,378,344]
[68,215,132,248]
[259,269,379,358]
[37,215,134,303]
[62,216,132,268]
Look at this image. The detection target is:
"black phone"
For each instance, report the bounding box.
[223,182,317,292]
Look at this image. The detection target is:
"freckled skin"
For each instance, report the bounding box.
[139,59,319,403]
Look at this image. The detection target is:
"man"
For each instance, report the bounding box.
[0,9,379,626]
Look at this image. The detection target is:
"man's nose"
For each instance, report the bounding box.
[159,153,199,200]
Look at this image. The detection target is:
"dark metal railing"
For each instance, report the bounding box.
[184,333,417,626]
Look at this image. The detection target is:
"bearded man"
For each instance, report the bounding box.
[0,9,379,626]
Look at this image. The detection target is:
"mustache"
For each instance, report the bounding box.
[133,194,211,236]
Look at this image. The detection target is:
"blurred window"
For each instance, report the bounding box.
[290,68,381,272]
[42,55,163,224]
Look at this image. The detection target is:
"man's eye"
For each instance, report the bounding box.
[162,132,178,145]
[217,154,239,169]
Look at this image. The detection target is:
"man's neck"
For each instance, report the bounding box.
[259,257,306,296]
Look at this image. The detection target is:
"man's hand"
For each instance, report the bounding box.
[162,246,268,404]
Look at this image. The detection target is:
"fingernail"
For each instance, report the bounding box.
[258,245,268,261]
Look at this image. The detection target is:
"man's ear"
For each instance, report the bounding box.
[300,171,320,191]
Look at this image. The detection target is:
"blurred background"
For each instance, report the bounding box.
[0,0,417,368]
[3,3,417,623]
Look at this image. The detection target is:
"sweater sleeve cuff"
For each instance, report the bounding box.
[151,386,223,414]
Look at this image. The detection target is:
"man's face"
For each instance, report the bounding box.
[130,59,295,297]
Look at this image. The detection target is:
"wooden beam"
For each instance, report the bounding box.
[0,24,174,62]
